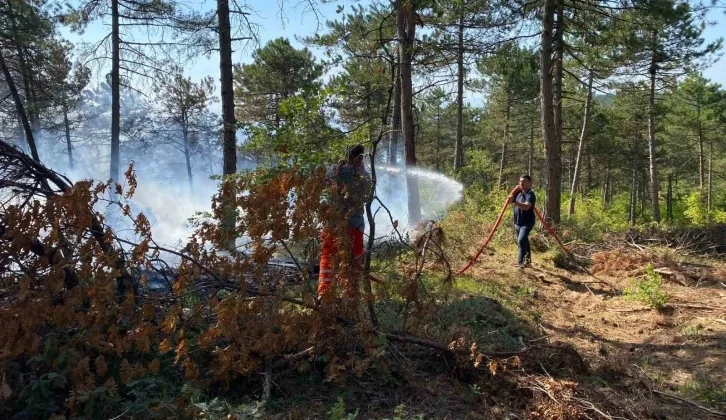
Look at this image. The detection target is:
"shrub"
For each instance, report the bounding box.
[624,264,670,309]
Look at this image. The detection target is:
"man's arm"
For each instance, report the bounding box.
[513,200,532,211]
[509,190,533,211]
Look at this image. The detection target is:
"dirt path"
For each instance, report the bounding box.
[467,248,726,419]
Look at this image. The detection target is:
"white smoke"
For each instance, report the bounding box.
[20,83,464,258]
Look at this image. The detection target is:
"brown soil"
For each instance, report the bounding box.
[465,245,726,419]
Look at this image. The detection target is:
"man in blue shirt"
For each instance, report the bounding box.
[509,175,536,270]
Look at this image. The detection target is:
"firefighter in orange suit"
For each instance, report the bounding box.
[318,144,371,298]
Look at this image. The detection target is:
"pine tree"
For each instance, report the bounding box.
[618,0,721,222]
[153,68,216,191]
[234,38,322,130]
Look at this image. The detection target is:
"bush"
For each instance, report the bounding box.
[624,264,670,309]
[560,193,628,242]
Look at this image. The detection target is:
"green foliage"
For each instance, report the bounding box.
[456,149,498,190]
[624,264,671,309]
[680,373,726,405]
[684,190,709,225]
[381,404,425,420]
[328,397,359,420]
[234,38,323,129]
[194,398,266,420]
[242,88,348,168]
[680,323,704,341]
[562,193,629,242]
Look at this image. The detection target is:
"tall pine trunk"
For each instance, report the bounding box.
[666,174,673,222]
[7,0,40,145]
[697,100,704,192]
[0,48,39,161]
[586,139,592,195]
[397,0,421,224]
[708,138,713,214]
[540,0,560,224]
[568,72,593,216]
[219,0,236,177]
[183,128,193,191]
[629,137,638,226]
[551,0,564,223]
[218,0,237,250]
[647,38,661,222]
[528,110,535,176]
[454,12,465,172]
[436,110,441,170]
[603,162,611,209]
[63,104,74,169]
[110,0,121,181]
[389,64,401,166]
[498,100,511,189]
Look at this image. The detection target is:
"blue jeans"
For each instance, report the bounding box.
[515,224,533,266]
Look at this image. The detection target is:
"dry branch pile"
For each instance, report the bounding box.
[0,140,526,418]
[625,225,726,255]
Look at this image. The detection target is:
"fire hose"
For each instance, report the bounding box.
[456,187,571,275]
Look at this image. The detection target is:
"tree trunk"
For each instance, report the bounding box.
[0,48,39,161]
[568,72,593,216]
[708,138,713,214]
[528,111,535,176]
[697,100,704,192]
[63,105,74,169]
[218,0,237,250]
[629,136,639,226]
[7,0,41,148]
[552,0,565,222]
[183,128,193,191]
[640,171,648,216]
[389,63,401,166]
[586,143,592,196]
[603,162,610,209]
[647,42,661,222]
[498,143,507,189]
[540,0,560,224]
[454,12,465,172]
[110,0,121,181]
[219,0,236,176]
[397,0,421,224]
[666,174,673,222]
[435,109,441,171]
[498,100,511,189]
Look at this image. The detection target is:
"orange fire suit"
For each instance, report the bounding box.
[317,162,370,298]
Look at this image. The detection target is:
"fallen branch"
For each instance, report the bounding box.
[671,304,725,312]
[653,390,726,418]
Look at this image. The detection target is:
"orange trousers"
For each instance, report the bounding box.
[317,227,364,297]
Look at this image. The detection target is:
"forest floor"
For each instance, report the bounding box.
[262,241,726,420]
[461,243,726,419]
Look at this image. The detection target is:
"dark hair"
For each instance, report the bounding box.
[520,174,532,181]
[347,144,365,160]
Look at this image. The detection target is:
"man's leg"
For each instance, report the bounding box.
[347,227,365,299]
[317,228,337,297]
[516,224,531,268]
[523,224,533,265]
[514,224,524,267]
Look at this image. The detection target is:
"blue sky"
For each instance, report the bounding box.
[59,0,726,114]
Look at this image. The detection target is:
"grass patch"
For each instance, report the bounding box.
[680,373,726,406]
[680,324,705,341]
[328,396,360,420]
[635,362,669,388]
